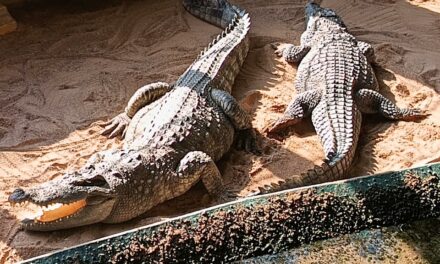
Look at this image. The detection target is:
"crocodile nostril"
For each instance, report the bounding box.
[8,188,30,202]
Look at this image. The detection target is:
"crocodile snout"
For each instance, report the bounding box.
[8,188,30,203]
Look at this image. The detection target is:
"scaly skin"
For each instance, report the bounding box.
[261,2,427,193]
[8,0,256,231]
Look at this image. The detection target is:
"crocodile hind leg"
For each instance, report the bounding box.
[265,89,322,135]
[355,89,428,121]
[101,82,172,138]
[176,151,234,202]
[211,89,258,153]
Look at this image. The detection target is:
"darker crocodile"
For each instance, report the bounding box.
[8,0,256,231]
[262,2,427,193]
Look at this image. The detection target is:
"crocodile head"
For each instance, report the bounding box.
[8,150,147,231]
[9,170,117,231]
[305,1,346,30]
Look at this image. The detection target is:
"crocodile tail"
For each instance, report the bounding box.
[182,0,245,28]
[181,0,250,93]
[303,105,362,184]
[254,102,362,195]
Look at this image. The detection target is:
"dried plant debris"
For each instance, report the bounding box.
[110,173,439,263]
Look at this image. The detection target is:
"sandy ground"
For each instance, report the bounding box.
[0,0,439,262]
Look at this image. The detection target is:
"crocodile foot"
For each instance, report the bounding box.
[399,108,430,122]
[263,117,300,139]
[235,128,260,154]
[101,113,131,139]
[271,42,286,57]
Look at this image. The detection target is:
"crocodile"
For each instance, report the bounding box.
[261,1,427,193]
[8,0,256,231]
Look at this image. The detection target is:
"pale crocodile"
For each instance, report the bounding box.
[262,1,427,193]
[8,0,256,231]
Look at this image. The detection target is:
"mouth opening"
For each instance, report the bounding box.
[14,199,87,223]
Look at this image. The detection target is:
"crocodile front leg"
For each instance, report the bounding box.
[273,27,314,63]
[177,151,234,202]
[273,44,311,63]
[265,89,322,135]
[355,89,428,121]
[211,89,258,153]
[357,41,375,63]
[101,82,171,138]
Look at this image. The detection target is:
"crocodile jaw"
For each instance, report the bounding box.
[8,171,118,231]
[23,201,115,231]
[9,193,117,231]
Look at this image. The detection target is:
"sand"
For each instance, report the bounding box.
[0,0,439,262]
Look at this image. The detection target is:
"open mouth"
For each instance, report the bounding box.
[13,199,87,223]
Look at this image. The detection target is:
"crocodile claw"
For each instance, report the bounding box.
[236,128,261,155]
[400,108,430,122]
[271,42,284,57]
[101,113,131,139]
[264,117,299,139]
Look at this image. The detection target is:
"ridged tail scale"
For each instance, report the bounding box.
[181,0,250,93]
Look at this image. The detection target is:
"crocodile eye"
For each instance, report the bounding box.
[73,175,109,188]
